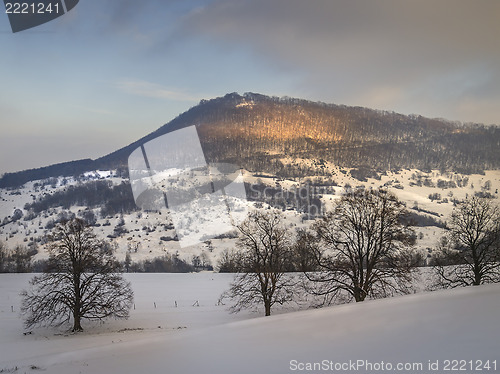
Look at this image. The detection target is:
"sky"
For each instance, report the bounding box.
[1,0,499,175]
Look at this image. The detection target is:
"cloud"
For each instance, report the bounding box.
[181,0,500,73]
[117,79,201,102]
[177,0,500,124]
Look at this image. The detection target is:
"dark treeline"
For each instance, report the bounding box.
[0,242,37,273]
[24,180,136,218]
[127,254,195,273]
[0,159,94,190]
[405,210,446,228]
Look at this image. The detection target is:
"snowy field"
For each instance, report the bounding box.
[1,273,499,374]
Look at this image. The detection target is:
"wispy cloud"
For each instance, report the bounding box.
[117,79,201,102]
[178,0,500,124]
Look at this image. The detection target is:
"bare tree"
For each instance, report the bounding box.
[222,210,296,316]
[21,218,133,332]
[433,197,500,288]
[307,189,417,304]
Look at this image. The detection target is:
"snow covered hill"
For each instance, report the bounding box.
[1,167,499,268]
[0,273,498,373]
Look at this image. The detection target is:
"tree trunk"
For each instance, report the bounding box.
[73,273,83,332]
[473,258,481,286]
[473,270,481,286]
[72,312,83,332]
[354,287,366,302]
[264,299,271,316]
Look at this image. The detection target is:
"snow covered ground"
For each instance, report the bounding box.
[0,273,499,374]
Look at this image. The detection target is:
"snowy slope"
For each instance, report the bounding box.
[1,273,499,374]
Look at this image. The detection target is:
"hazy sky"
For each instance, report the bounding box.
[1,0,499,175]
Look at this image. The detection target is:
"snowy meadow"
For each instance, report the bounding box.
[1,273,499,374]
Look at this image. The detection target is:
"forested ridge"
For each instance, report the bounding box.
[1,92,498,188]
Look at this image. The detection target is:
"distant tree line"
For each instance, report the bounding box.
[0,241,37,273]
[405,210,446,228]
[0,159,94,189]
[125,254,195,273]
[24,180,137,218]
